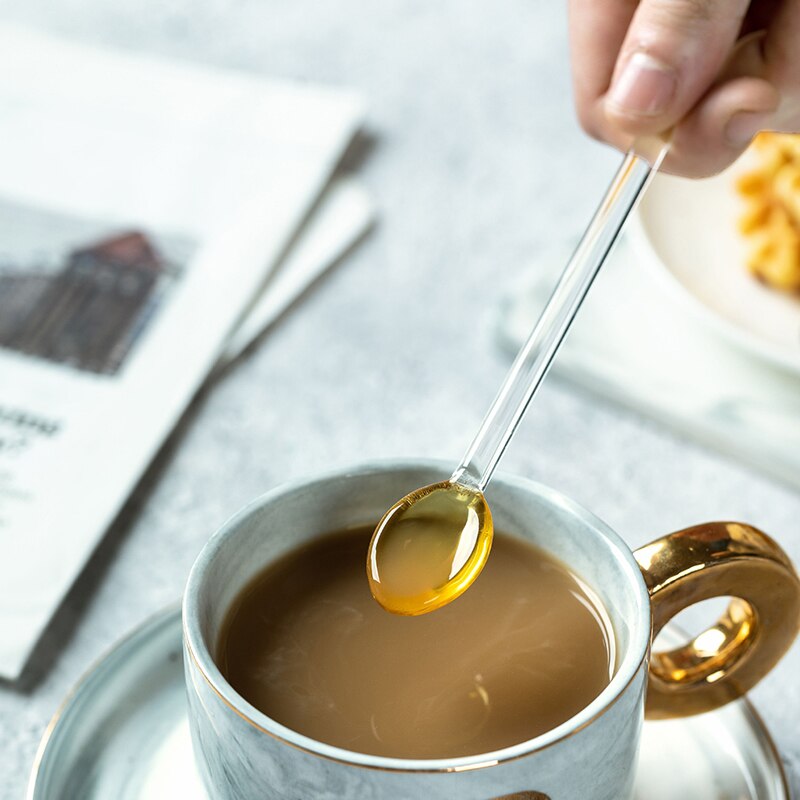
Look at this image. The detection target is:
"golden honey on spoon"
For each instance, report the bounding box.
[367,481,493,615]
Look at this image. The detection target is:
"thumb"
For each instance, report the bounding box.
[603,0,750,136]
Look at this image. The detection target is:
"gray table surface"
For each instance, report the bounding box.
[2,2,799,798]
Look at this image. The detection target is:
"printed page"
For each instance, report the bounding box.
[0,23,364,678]
[221,177,375,363]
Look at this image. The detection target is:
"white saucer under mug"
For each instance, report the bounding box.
[27,606,790,799]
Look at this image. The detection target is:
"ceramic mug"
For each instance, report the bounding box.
[182,461,800,800]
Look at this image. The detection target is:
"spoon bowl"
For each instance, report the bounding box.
[366,481,493,615]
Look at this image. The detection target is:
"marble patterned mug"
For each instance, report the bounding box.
[182,461,800,800]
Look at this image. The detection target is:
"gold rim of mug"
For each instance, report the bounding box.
[181,459,656,774]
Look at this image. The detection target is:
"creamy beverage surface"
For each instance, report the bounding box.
[218,527,614,759]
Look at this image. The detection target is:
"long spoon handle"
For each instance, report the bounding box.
[451,137,670,492]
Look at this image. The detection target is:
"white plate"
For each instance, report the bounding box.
[27,606,791,800]
[632,156,800,375]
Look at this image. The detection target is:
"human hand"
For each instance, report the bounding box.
[569,0,800,176]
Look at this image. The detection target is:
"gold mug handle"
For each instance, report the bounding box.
[634,522,800,719]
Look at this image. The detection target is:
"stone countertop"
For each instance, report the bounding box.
[1,1,799,797]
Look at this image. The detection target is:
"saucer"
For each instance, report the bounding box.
[27,606,791,799]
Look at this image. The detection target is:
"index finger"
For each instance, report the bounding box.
[568,0,638,146]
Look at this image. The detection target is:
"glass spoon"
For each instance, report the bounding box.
[367,136,670,615]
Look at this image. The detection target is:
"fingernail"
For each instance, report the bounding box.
[725,111,772,147]
[608,52,677,117]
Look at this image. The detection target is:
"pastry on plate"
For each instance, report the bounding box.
[736,133,800,293]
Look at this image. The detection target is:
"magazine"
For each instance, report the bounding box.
[0,23,364,678]
[221,176,374,364]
